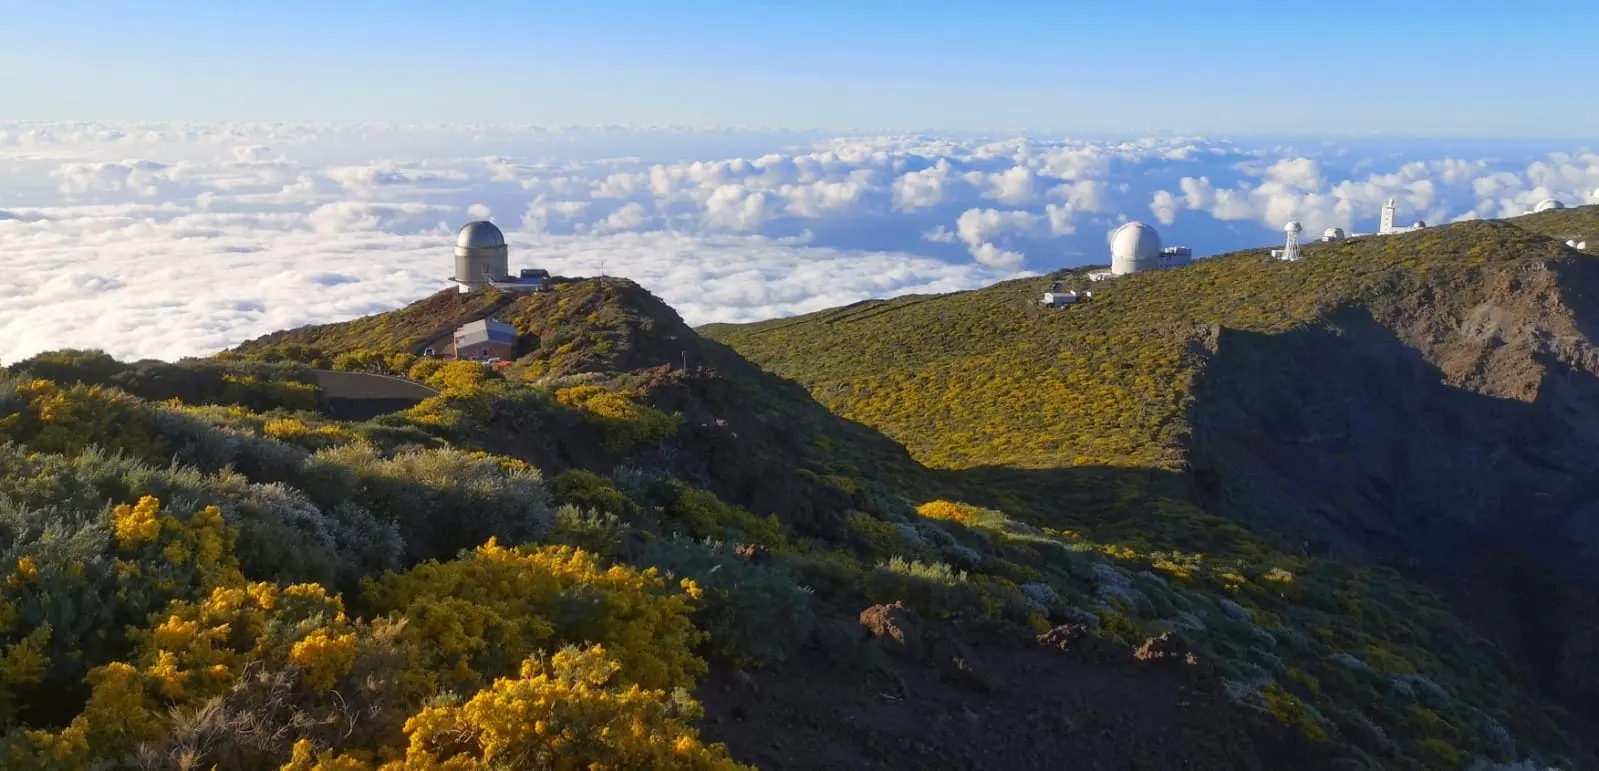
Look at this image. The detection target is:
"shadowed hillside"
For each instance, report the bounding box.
[705,206,1599,765]
[6,214,1599,769]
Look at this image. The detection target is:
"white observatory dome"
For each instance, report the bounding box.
[1412,220,1427,230]
[1285,221,1303,234]
[456,220,507,249]
[1323,227,1346,241]
[1109,222,1163,275]
[1534,198,1565,213]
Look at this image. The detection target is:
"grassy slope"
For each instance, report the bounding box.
[697,207,1599,766]
[702,211,1599,475]
[205,215,1599,766]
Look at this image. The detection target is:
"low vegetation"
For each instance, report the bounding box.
[4,208,1597,768]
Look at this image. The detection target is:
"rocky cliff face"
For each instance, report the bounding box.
[1188,252,1599,726]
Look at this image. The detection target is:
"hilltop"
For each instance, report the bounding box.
[0,208,1595,769]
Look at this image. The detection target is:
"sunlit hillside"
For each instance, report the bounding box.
[3,210,1598,769]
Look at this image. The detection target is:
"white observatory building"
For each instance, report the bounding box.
[1097,221,1191,278]
[1535,198,1566,213]
[1320,227,1347,242]
[450,221,551,294]
[1273,221,1303,261]
[1379,198,1398,235]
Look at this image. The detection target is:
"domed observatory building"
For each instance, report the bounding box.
[1091,222,1191,279]
[450,221,551,294]
[1535,198,1566,213]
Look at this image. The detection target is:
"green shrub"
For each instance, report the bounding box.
[313,443,551,563]
[547,504,629,559]
[842,511,914,561]
[549,470,640,518]
[641,537,815,667]
[863,557,984,620]
[659,485,787,550]
[777,549,866,604]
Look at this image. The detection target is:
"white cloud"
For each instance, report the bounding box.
[955,207,1042,249]
[970,242,1025,269]
[976,165,1039,205]
[4,122,1596,364]
[781,179,866,218]
[1150,190,1180,225]
[892,160,950,211]
[596,202,649,233]
[1048,180,1108,212]
[703,184,775,231]
[1266,157,1323,191]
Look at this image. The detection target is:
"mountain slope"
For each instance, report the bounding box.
[705,206,1599,760]
[7,214,1598,768]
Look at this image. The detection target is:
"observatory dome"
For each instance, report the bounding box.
[453,220,511,292]
[1534,198,1565,213]
[1323,227,1346,241]
[1109,222,1163,275]
[1285,221,1303,234]
[457,221,507,249]
[1412,220,1427,230]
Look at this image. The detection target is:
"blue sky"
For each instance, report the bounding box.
[3,0,1595,136]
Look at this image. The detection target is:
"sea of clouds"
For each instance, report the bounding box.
[2,121,1596,364]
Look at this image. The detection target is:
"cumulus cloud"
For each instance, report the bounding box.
[3,121,1596,363]
[892,160,950,211]
[703,185,775,231]
[972,165,1039,205]
[1150,190,1181,225]
[596,201,649,233]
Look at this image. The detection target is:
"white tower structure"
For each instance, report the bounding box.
[452,221,510,293]
[1109,222,1164,275]
[1379,198,1397,235]
[1278,221,1303,262]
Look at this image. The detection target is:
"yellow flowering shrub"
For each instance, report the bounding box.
[916,500,1008,531]
[281,739,376,771]
[263,417,355,450]
[12,661,164,765]
[384,646,748,771]
[290,629,361,691]
[424,360,493,394]
[219,373,321,412]
[0,626,51,725]
[364,540,705,693]
[554,385,683,454]
[11,557,38,586]
[130,582,354,703]
[0,379,165,461]
[110,496,244,593]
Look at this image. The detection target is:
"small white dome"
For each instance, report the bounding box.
[1534,198,1565,212]
[456,220,506,249]
[1109,222,1163,275]
[1322,227,1346,241]
[1412,220,1427,229]
[1285,221,1303,234]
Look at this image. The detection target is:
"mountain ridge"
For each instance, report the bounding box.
[1,208,1595,769]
